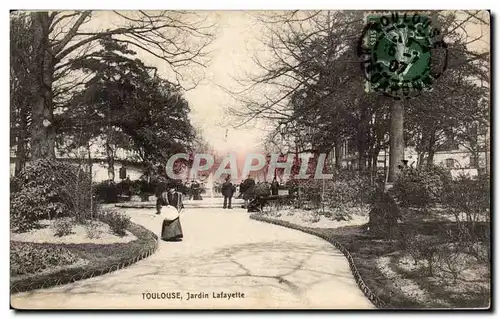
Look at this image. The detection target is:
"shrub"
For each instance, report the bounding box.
[443,175,490,262]
[10,242,79,276]
[324,170,377,208]
[368,190,401,237]
[331,206,353,221]
[444,174,490,224]
[52,218,74,237]
[98,210,131,236]
[84,220,102,239]
[93,181,118,203]
[289,170,377,214]
[10,159,92,232]
[392,165,451,207]
[400,233,441,276]
[436,241,472,283]
[129,179,149,196]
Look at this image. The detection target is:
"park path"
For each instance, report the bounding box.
[11,200,374,310]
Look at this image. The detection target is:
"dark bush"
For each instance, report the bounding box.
[323,170,377,208]
[93,181,118,203]
[128,179,148,195]
[283,170,377,214]
[116,181,132,198]
[392,165,451,207]
[368,190,401,237]
[97,210,131,236]
[10,159,92,232]
[10,242,80,276]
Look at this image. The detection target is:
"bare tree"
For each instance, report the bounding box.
[12,10,216,160]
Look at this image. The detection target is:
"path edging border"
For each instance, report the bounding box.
[250,213,388,309]
[10,222,159,294]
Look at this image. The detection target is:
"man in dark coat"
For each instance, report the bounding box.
[271,177,279,196]
[221,176,235,209]
[191,180,202,200]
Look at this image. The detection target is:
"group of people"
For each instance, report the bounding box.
[154,175,282,242]
[183,180,203,200]
[219,175,281,212]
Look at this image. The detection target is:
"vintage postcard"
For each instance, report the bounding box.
[9,10,491,310]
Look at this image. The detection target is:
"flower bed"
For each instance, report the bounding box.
[10,221,158,293]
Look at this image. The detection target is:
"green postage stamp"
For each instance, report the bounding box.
[359,12,448,99]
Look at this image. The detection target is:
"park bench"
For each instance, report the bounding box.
[117,194,132,202]
[249,193,295,213]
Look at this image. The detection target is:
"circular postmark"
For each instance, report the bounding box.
[357,12,448,99]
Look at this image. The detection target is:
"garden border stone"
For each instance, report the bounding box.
[250,213,389,309]
[10,222,159,294]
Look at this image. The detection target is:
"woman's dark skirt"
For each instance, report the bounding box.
[161,217,183,241]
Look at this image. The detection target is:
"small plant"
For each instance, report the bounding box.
[331,205,353,221]
[436,243,470,283]
[98,210,131,236]
[302,211,320,223]
[52,218,74,237]
[400,232,441,276]
[84,220,102,239]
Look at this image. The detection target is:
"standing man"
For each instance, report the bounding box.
[221,176,234,209]
[271,177,279,196]
[192,180,202,200]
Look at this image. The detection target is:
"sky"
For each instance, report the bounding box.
[183,11,268,155]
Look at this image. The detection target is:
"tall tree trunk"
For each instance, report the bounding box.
[30,12,55,160]
[426,128,437,167]
[334,138,342,169]
[417,151,426,168]
[388,100,404,182]
[14,136,26,176]
[372,147,380,176]
[14,110,28,176]
[485,124,490,174]
[357,103,370,171]
[106,144,115,181]
[367,146,374,171]
[106,129,115,181]
[87,141,93,179]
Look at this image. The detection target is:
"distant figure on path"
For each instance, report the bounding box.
[240,175,256,209]
[191,180,203,200]
[271,177,279,196]
[221,176,235,209]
